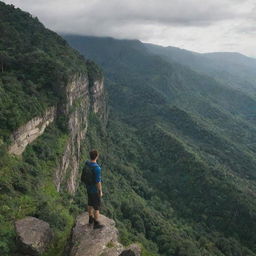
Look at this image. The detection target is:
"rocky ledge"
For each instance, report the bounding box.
[69,213,141,256]
[15,214,141,256]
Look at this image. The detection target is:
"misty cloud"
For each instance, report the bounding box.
[3,0,256,57]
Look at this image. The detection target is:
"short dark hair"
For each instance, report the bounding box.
[89,150,98,160]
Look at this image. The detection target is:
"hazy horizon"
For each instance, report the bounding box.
[61,33,256,59]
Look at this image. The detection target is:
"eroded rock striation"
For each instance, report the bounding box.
[8,107,56,155]
[15,217,53,256]
[69,213,141,256]
[55,74,106,194]
[55,74,90,194]
[90,78,106,120]
[8,71,106,195]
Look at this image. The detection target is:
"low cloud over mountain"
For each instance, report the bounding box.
[3,0,256,56]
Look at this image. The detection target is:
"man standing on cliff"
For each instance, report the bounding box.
[81,150,104,229]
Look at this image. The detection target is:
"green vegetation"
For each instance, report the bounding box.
[80,113,256,256]
[65,35,256,255]
[0,2,93,255]
[0,2,88,141]
[1,1,256,256]
[0,125,73,256]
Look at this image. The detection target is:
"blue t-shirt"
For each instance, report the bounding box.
[85,161,102,193]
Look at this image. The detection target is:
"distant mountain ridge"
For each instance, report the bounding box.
[144,43,256,95]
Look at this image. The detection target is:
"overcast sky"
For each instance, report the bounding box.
[3,0,256,57]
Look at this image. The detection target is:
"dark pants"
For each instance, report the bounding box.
[87,192,101,210]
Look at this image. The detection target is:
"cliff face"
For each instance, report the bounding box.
[55,73,106,194]
[56,73,106,194]
[8,107,56,155]
[8,72,106,195]
[90,78,107,120]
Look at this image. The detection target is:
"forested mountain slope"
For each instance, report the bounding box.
[64,35,256,256]
[1,1,256,255]
[0,2,107,255]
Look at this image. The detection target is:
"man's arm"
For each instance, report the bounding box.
[95,166,103,197]
[96,182,103,197]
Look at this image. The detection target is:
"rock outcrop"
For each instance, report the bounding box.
[7,72,106,195]
[55,74,90,194]
[90,78,106,120]
[55,74,106,194]
[70,213,119,256]
[15,217,53,256]
[8,107,56,155]
[69,213,141,256]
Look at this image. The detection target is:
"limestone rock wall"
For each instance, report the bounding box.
[8,72,106,195]
[90,78,107,121]
[55,74,90,194]
[55,74,106,194]
[8,107,56,155]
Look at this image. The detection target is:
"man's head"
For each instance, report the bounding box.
[89,150,99,161]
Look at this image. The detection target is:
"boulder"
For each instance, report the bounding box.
[70,213,119,256]
[15,216,53,256]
